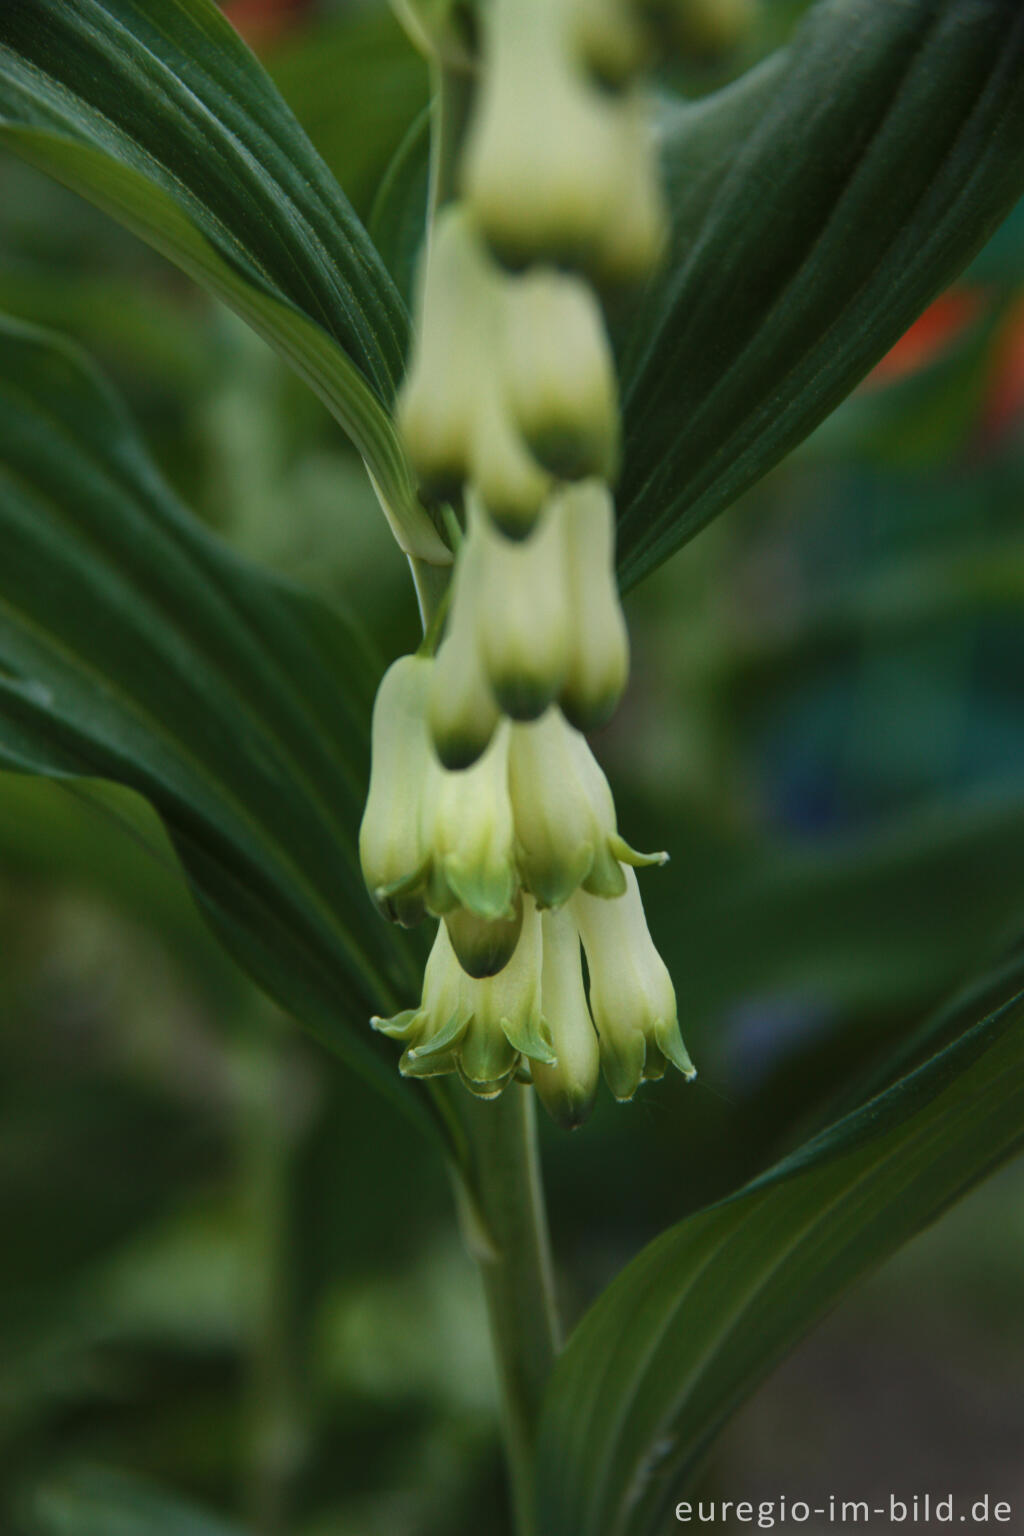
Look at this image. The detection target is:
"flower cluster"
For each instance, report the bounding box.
[360,0,697,1126]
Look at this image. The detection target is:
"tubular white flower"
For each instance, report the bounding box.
[425,722,517,923]
[532,905,600,1128]
[372,917,472,1078]
[373,901,555,1098]
[469,363,553,539]
[428,523,501,770]
[474,495,571,720]
[359,654,440,927]
[457,896,555,1094]
[571,866,695,1101]
[508,707,664,909]
[594,89,667,282]
[396,204,498,497]
[557,479,629,731]
[461,0,635,272]
[500,268,619,482]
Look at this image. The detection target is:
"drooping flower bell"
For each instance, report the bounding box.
[425,722,517,924]
[557,479,629,731]
[508,707,665,908]
[428,524,502,771]
[571,866,695,1100]
[501,268,619,484]
[461,0,666,279]
[475,496,572,720]
[531,905,600,1128]
[359,654,440,927]
[374,898,556,1099]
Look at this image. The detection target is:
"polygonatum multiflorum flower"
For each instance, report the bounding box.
[360,0,696,1126]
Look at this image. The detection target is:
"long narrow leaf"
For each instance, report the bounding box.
[535,944,1024,1536]
[0,315,441,1147]
[616,0,1024,586]
[0,0,448,561]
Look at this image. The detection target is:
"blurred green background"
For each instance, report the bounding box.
[1,1,1023,1531]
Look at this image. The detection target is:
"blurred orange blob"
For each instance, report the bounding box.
[866,289,986,389]
[221,0,310,48]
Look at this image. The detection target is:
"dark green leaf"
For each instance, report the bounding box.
[617,0,1024,586]
[0,0,448,561]
[0,776,234,991]
[0,314,442,1147]
[664,793,1024,1035]
[535,943,1024,1536]
[266,4,429,221]
[370,107,432,309]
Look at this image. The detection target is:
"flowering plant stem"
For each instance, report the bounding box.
[460,1086,561,1535]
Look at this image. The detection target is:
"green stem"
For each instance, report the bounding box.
[458,1086,561,1536]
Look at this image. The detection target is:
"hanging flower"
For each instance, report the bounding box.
[572,866,694,1100]
[508,707,665,909]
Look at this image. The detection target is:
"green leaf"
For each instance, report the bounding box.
[664,793,1024,1035]
[0,776,235,992]
[266,3,429,221]
[0,314,442,1147]
[535,941,1024,1536]
[24,1465,248,1536]
[0,0,449,562]
[616,0,1024,587]
[370,106,432,308]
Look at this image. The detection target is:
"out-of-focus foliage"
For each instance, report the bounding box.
[1,2,1023,1532]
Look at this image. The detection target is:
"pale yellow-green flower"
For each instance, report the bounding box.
[594,89,667,282]
[508,707,665,908]
[396,204,495,498]
[424,722,517,922]
[475,495,571,720]
[373,899,556,1098]
[558,479,629,730]
[501,267,619,482]
[428,525,501,770]
[359,654,440,927]
[531,905,600,1128]
[571,866,695,1100]
[460,0,663,279]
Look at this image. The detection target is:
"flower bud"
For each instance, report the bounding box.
[557,480,629,730]
[396,205,497,498]
[461,0,631,271]
[508,708,665,909]
[531,906,600,1128]
[571,866,695,1100]
[359,654,440,926]
[500,269,619,482]
[475,496,571,720]
[425,723,517,922]
[445,892,524,979]
[428,527,501,770]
